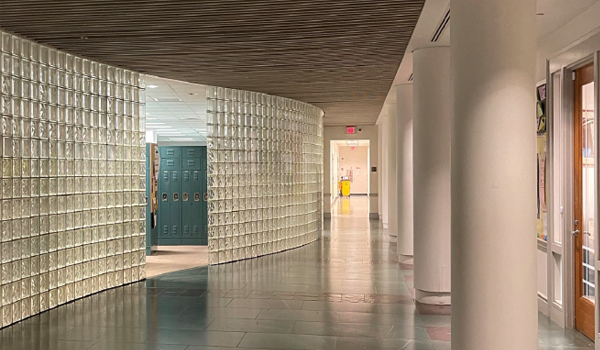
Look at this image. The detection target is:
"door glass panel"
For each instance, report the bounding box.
[581,81,596,303]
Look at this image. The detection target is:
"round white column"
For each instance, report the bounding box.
[387,104,398,237]
[451,0,537,349]
[381,115,389,228]
[378,124,383,221]
[413,46,451,305]
[396,84,414,258]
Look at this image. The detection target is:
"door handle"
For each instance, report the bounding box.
[571,230,579,237]
[583,231,591,236]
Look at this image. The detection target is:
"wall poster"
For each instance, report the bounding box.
[536,83,548,241]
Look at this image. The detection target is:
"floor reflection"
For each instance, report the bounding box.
[0,196,595,349]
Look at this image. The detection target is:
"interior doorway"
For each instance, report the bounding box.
[573,62,596,340]
[330,140,370,217]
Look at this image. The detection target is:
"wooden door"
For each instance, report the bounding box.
[573,62,596,340]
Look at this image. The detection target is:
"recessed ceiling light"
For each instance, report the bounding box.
[147,85,158,89]
[146,118,158,120]
[169,137,195,141]
[188,92,198,96]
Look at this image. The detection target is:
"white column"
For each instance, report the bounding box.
[387,104,398,237]
[451,0,537,349]
[381,114,389,228]
[413,46,451,305]
[396,84,414,258]
[378,124,383,220]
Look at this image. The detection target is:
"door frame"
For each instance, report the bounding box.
[546,32,600,341]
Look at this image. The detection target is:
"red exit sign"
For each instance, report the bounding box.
[346,126,356,134]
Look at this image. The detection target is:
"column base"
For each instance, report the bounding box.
[415,289,451,305]
[398,254,413,264]
[369,213,380,219]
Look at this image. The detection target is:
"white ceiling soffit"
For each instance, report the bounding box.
[376,0,450,124]
[375,0,600,125]
[536,0,599,40]
[144,75,208,143]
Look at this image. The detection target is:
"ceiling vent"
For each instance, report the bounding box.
[431,8,450,42]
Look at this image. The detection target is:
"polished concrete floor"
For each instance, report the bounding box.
[0,197,595,349]
[146,246,209,278]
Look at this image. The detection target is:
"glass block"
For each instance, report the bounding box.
[0,30,147,327]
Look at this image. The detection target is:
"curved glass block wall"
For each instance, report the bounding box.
[206,87,323,264]
[0,30,147,327]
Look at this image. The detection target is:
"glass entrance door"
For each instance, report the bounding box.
[573,63,596,340]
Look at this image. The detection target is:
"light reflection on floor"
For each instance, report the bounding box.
[0,195,594,349]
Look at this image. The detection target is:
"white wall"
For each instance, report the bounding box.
[338,146,369,194]
[534,4,600,333]
[324,126,379,216]
[536,1,600,81]
[331,142,340,201]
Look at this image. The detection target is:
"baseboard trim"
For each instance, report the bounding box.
[415,289,452,306]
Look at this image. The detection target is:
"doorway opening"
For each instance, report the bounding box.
[144,75,210,276]
[330,140,370,217]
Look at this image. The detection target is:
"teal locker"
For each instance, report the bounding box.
[158,169,171,239]
[181,170,203,244]
[168,170,182,239]
[199,147,208,243]
[160,147,181,158]
[157,146,207,245]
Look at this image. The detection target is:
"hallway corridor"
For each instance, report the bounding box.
[0,198,595,350]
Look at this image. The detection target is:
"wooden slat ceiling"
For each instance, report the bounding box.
[0,0,425,125]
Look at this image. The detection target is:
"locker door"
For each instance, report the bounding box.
[199,147,208,245]
[181,147,204,245]
[158,154,181,244]
[199,168,208,245]
[181,170,194,241]
[169,170,182,239]
[158,169,171,239]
